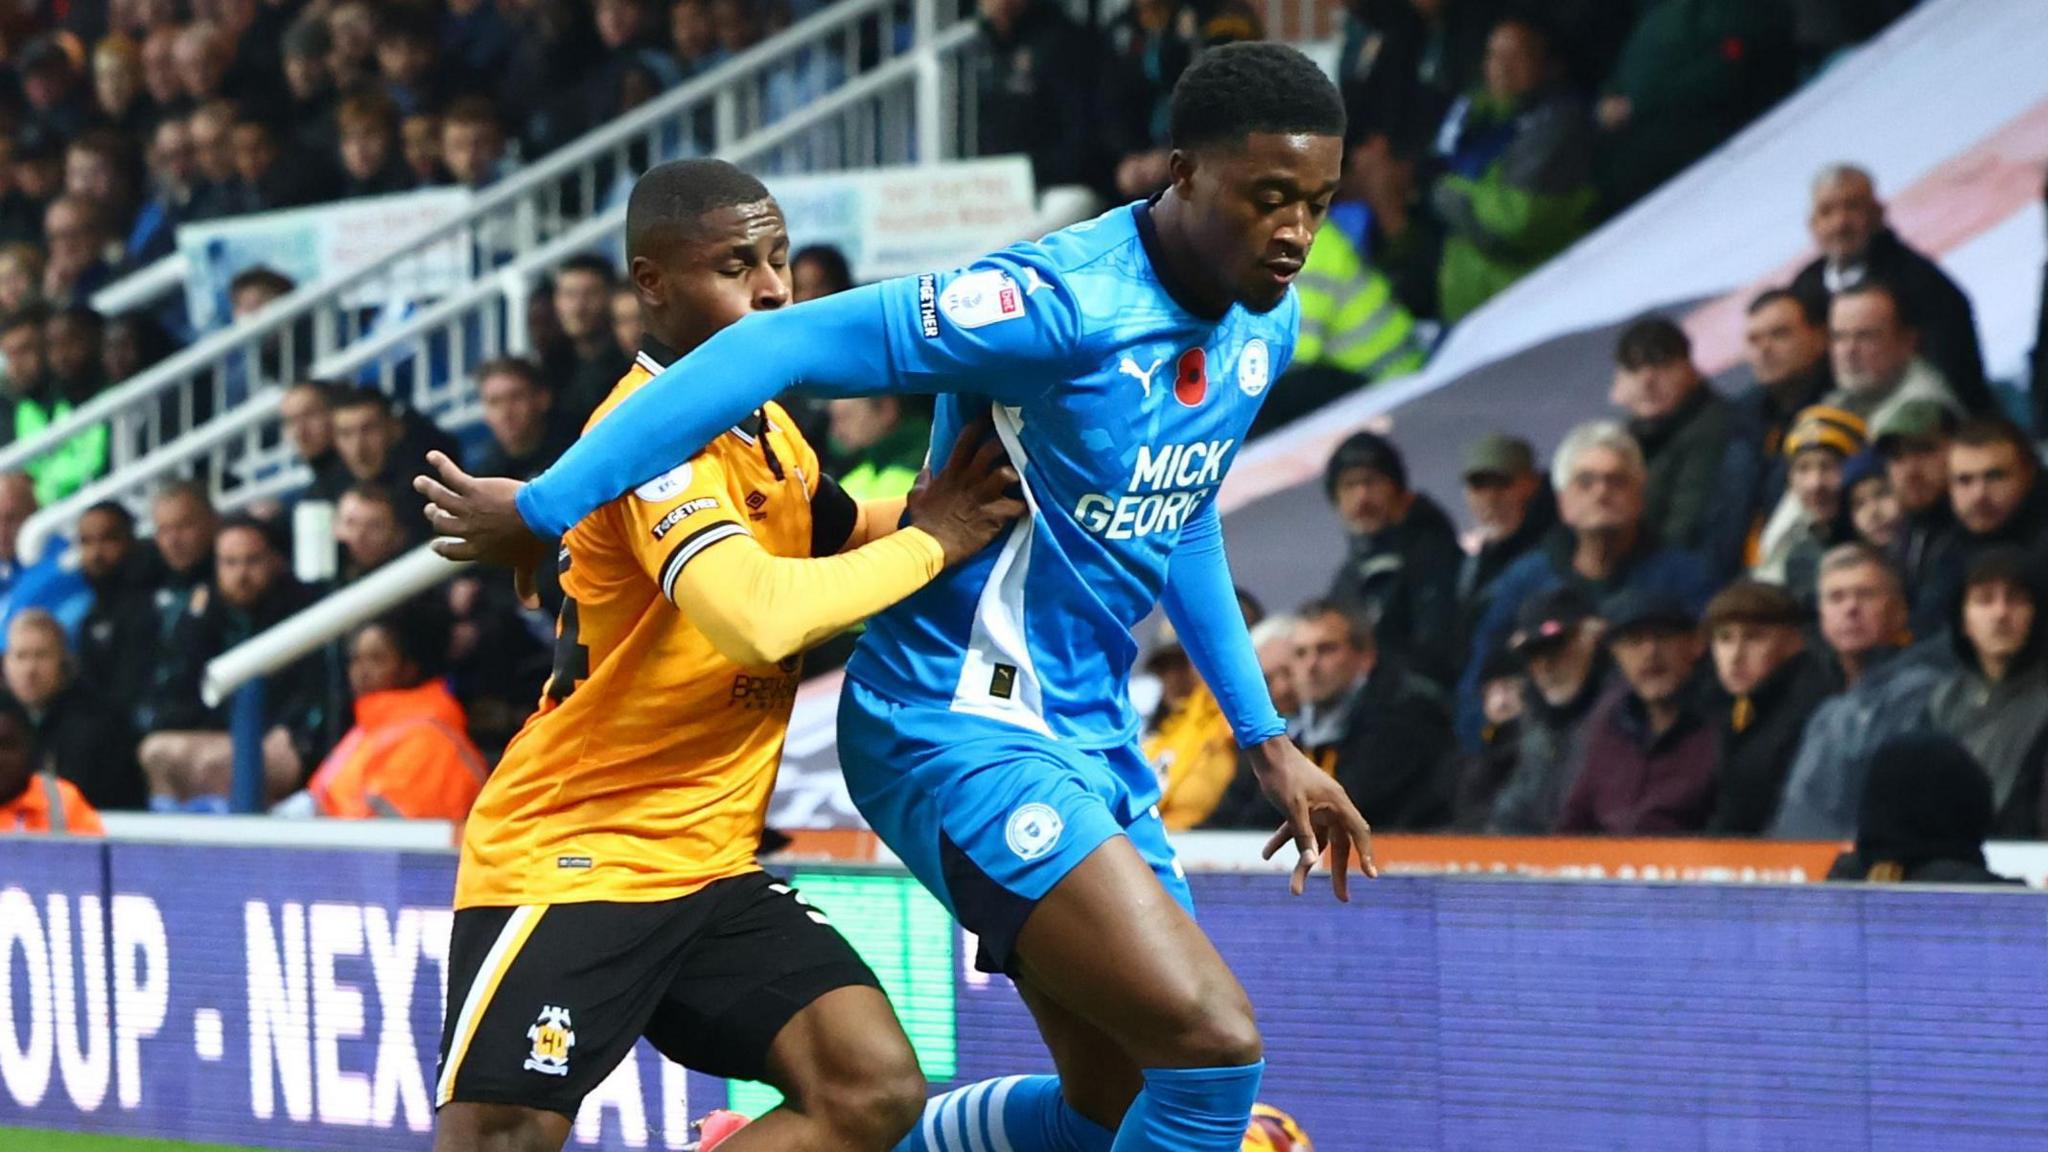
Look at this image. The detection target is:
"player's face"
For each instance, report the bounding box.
[634,197,791,356]
[1173,132,1341,313]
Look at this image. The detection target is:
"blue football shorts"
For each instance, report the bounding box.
[837,677,1194,974]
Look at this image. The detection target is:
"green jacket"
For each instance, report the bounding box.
[15,395,109,506]
[1295,224,1426,382]
[834,417,930,503]
[1434,89,1597,323]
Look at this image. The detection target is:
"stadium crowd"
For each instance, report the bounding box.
[9,0,2032,866]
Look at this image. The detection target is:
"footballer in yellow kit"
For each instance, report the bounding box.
[423,159,1021,1152]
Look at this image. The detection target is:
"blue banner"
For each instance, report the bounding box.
[4,840,2047,1150]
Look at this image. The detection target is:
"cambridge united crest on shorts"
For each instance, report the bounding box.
[524,1005,575,1077]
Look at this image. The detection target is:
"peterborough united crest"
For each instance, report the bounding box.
[524,1005,575,1077]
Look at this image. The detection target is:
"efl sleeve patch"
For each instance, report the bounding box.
[633,461,694,503]
[938,270,1026,331]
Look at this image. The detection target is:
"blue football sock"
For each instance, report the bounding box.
[895,1075,1114,1152]
[183,794,230,815]
[147,794,181,813]
[1110,1062,1263,1152]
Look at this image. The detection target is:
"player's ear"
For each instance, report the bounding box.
[628,255,663,308]
[1166,148,1198,201]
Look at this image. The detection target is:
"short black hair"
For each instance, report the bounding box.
[476,356,543,391]
[217,512,285,555]
[557,253,617,285]
[792,244,853,294]
[1952,416,2037,468]
[230,265,294,300]
[625,158,774,260]
[359,599,450,680]
[81,499,135,532]
[1615,315,1690,369]
[330,387,391,415]
[1747,287,1823,327]
[1168,42,1344,153]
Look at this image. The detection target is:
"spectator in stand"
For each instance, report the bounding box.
[93,35,151,142]
[1710,288,1837,576]
[1751,405,1864,597]
[1100,0,1264,200]
[1452,638,1524,830]
[1875,398,1961,635]
[1792,164,1991,415]
[75,500,156,729]
[1431,15,1595,323]
[65,130,138,243]
[548,253,631,428]
[335,90,408,200]
[972,0,1106,197]
[445,0,521,97]
[19,35,93,143]
[1333,0,1498,159]
[1251,612,1301,720]
[0,143,44,249]
[102,311,171,384]
[140,27,188,123]
[0,693,103,834]
[669,0,727,81]
[280,18,339,165]
[325,0,379,91]
[609,283,642,360]
[183,100,239,219]
[1288,599,1452,829]
[0,474,36,608]
[5,304,109,504]
[306,390,431,521]
[279,379,344,495]
[826,396,929,503]
[42,195,120,308]
[228,265,292,320]
[1610,315,1732,558]
[126,118,196,263]
[334,483,416,582]
[173,22,234,107]
[1825,281,1960,431]
[46,305,106,403]
[1910,417,2048,638]
[137,515,327,811]
[400,112,445,188]
[134,481,218,735]
[440,97,508,190]
[1773,543,1943,839]
[1928,548,2048,840]
[1842,451,1899,553]
[1456,432,1556,643]
[0,245,43,314]
[1145,609,1261,832]
[230,117,307,211]
[1592,0,1793,212]
[14,133,69,227]
[1703,579,1832,835]
[1459,420,1714,748]
[1323,430,1464,689]
[1489,586,1608,834]
[376,5,447,118]
[791,244,852,304]
[582,0,680,139]
[471,358,571,480]
[1555,591,1715,835]
[6,609,140,811]
[1826,732,2018,885]
[295,611,484,820]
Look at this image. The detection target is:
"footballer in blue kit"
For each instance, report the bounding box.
[421,42,1374,1152]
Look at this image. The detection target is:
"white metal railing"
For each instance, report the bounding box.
[15,27,982,563]
[0,0,972,487]
[89,251,187,317]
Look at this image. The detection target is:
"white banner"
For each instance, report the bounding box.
[771,155,1037,283]
[176,188,475,332]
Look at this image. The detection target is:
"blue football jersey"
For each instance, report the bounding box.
[845,202,1299,748]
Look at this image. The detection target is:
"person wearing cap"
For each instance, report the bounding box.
[1232,598,1453,831]
[1553,589,1716,835]
[1873,396,1961,635]
[1609,315,1733,558]
[1823,281,1962,432]
[1450,636,1524,831]
[1706,288,1836,579]
[1840,451,1898,554]
[1455,432,1555,639]
[1824,732,2018,886]
[1750,404,1865,594]
[1927,548,2048,840]
[19,34,93,144]
[1323,429,1465,690]
[1487,586,1610,835]
[1458,419,1714,750]
[1771,542,1946,839]
[1702,580,1833,835]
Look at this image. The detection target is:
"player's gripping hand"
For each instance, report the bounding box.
[417,451,553,606]
[1249,736,1379,901]
[906,422,1026,567]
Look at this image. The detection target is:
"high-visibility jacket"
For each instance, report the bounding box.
[1293,224,1426,382]
[1,771,104,834]
[309,681,487,821]
[16,394,110,506]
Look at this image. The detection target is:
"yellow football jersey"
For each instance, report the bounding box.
[456,347,827,909]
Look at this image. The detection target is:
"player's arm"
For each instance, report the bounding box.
[641,428,1021,666]
[1160,501,1378,899]
[514,254,1083,539]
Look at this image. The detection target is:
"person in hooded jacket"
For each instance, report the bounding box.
[1826,731,2021,885]
[1488,585,1610,834]
[1323,430,1465,689]
[1926,548,2048,840]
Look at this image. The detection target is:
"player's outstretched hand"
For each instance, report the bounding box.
[906,421,1025,566]
[1248,737,1378,901]
[416,451,553,604]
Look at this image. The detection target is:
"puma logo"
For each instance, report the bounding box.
[1119,355,1166,398]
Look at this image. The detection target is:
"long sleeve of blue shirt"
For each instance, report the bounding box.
[1160,501,1286,747]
